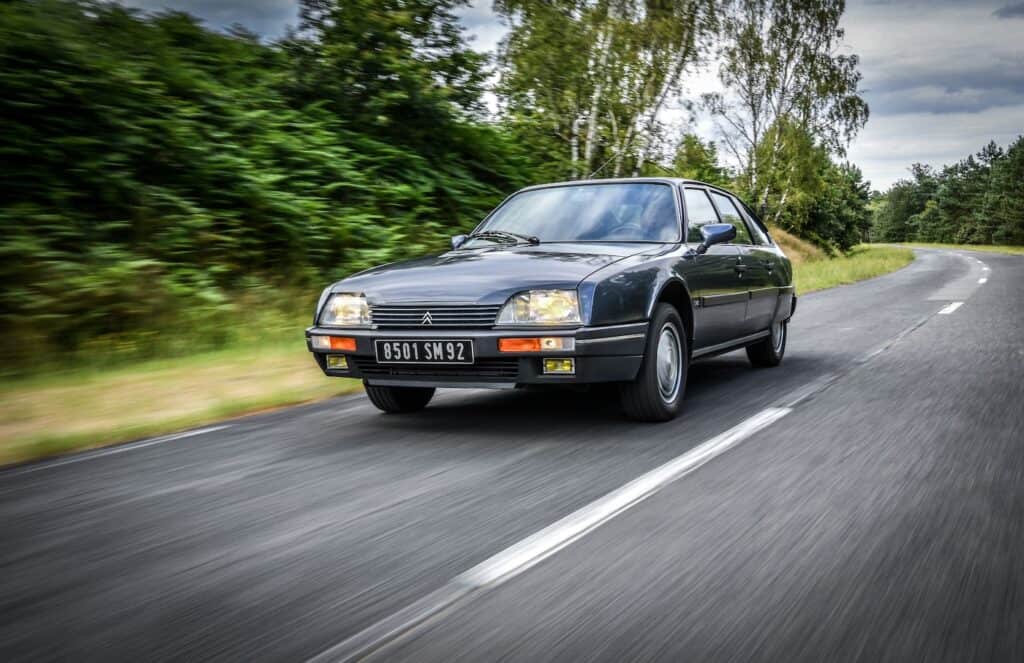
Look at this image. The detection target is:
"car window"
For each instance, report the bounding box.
[473,183,680,244]
[710,191,753,245]
[738,202,771,245]
[683,188,720,243]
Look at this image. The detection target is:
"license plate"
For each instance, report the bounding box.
[374,339,474,364]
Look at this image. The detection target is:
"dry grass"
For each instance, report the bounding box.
[763,227,914,293]
[0,345,359,466]
[794,245,914,294]
[769,225,827,265]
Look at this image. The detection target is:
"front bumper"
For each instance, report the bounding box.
[305,322,647,389]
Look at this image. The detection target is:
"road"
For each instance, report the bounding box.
[2,248,1022,662]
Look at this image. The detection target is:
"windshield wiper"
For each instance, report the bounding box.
[467,230,540,245]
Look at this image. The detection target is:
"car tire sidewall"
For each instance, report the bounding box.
[627,304,688,420]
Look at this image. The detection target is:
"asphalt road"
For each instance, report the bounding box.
[2,248,1022,662]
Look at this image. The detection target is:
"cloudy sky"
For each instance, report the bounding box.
[125,0,1024,190]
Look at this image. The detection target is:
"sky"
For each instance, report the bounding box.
[124,0,1024,191]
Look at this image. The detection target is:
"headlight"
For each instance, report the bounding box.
[497,290,581,325]
[319,293,370,327]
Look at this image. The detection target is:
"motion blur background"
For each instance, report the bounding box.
[0,0,1021,461]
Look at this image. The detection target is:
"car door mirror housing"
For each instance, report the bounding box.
[451,234,467,249]
[696,223,736,254]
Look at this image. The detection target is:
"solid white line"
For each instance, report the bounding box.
[938,302,963,315]
[460,407,791,585]
[4,425,232,476]
[979,277,988,284]
[309,407,791,662]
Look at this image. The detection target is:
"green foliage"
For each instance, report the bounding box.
[705,0,869,248]
[871,138,1024,246]
[496,0,715,179]
[669,134,732,187]
[742,118,868,252]
[0,0,526,372]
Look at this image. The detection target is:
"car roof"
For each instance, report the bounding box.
[517,177,739,197]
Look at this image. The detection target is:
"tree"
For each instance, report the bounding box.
[704,0,868,219]
[496,0,714,180]
[670,133,731,186]
[289,0,489,150]
[984,136,1024,245]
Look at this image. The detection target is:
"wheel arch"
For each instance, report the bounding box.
[651,278,694,352]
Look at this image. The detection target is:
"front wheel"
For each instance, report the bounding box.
[364,384,435,413]
[619,304,688,422]
[747,319,787,367]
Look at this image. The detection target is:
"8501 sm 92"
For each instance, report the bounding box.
[307,178,795,422]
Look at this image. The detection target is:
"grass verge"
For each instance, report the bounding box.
[794,245,914,294]
[891,242,1024,256]
[0,344,359,466]
[0,243,917,467]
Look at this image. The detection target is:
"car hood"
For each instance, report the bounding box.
[334,242,650,304]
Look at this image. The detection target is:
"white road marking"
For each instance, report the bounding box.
[938,302,963,315]
[979,277,988,284]
[309,407,791,662]
[4,425,232,476]
[461,407,791,585]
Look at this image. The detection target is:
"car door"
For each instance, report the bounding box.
[682,187,747,349]
[709,190,775,334]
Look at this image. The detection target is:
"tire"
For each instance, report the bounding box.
[747,319,787,367]
[619,304,688,422]
[364,383,435,413]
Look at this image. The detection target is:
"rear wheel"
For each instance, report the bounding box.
[619,304,688,422]
[364,384,435,413]
[746,319,787,367]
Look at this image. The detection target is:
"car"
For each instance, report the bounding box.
[306,178,795,421]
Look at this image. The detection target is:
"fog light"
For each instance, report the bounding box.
[311,335,356,351]
[543,358,575,374]
[326,355,348,370]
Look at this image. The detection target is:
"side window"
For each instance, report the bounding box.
[710,191,753,245]
[737,200,770,246]
[683,188,720,243]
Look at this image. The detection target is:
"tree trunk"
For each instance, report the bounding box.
[570,116,583,179]
[583,27,612,173]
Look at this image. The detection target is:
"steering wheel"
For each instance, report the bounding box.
[608,223,644,238]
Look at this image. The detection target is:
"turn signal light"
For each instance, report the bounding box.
[311,335,356,352]
[499,337,574,352]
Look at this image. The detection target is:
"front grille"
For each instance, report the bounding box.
[370,304,501,329]
[349,357,519,380]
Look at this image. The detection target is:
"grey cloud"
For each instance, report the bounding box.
[865,57,1024,114]
[123,0,299,38]
[994,3,1024,17]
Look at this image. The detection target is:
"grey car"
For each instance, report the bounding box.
[307,178,795,421]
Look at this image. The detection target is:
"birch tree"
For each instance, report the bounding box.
[496,0,714,179]
[704,0,868,218]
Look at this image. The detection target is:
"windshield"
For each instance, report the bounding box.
[470,182,680,244]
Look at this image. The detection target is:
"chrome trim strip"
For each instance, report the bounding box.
[576,333,646,344]
[691,330,770,358]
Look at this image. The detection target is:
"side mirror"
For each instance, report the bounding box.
[696,223,736,254]
[451,234,467,250]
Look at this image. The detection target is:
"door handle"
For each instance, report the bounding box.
[734,263,748,274]
[762,260,774,272]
